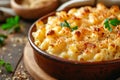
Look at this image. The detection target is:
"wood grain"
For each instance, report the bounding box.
[23,43,56,80]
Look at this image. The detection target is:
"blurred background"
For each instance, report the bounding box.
[0,0,70,22]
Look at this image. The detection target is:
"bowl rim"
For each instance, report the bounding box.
[28,11,120,66]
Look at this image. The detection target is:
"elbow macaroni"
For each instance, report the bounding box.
[32,3,120,62]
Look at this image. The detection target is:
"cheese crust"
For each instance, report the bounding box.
[32,3,120,62]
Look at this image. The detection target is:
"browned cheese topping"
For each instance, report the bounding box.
[32,3,120,62]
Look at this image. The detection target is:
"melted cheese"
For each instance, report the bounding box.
[32,3,120,62]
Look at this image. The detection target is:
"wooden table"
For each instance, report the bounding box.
[0,19,34,80]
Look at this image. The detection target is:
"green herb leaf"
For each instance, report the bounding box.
[0,59,13,73]
[60,20,78,31]
[5,63,13,72]
[0,59,5,67]
[107,25,112,32]
[71,26,78,31]
[0,34,7,46]
[1,16,21,33]
[104,18,120,32]
[60,20,70,28]
[0,34,7,38]
[64,20,70,27]
[104,18,109,28]
[14,16,19,24]
[109,18,120,26]
[8,24,20,33]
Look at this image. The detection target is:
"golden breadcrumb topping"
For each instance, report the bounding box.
[32,3,120,62]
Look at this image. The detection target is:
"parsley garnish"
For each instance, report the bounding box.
[1,16,21,33]
[0,59,13,73]
[60,20,71,28]
[71,26,78,31]
[60,20,78,31]
[109,18,120,26]
[104,18,120,32]
[0,34,7,47]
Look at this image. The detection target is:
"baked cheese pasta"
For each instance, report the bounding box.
[32,3,120,62]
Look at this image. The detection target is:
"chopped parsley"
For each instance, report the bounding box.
[0,34,7,47]
[71,26,78,31]
[104,18,120,32]
[0,59,13,73]
[1,16,21,33]
[60,20,70,28]
[60,20,78,31]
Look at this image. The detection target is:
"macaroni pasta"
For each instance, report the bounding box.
[32,3,120,62]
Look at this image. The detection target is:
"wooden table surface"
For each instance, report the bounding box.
[0,19,34,80]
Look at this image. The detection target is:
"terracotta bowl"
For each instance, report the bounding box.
[10,0,59,19]
[28,11,120,80]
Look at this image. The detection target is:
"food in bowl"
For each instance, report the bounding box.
[21,0,55,9]
[10,0,59,19]
[32,3,120,62]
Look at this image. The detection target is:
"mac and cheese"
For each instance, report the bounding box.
[32,3,120,62]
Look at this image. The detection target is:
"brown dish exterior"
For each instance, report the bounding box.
[28,11,120,80]
[10,0,59,19]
